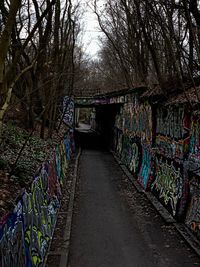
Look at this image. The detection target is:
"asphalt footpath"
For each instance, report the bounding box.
[69,131,200,267]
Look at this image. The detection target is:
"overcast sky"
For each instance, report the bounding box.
[79,0,105,59]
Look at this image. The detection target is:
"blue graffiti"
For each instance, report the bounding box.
[138,147,151,189]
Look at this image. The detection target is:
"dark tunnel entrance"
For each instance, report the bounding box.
[95,104,121,148]
[74,104,122,150]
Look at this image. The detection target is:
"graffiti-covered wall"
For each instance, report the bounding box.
[0,94,75,267]
[114,93,153,189]
[186,117,200,237]
[63,96,75,127]
[155,106,191,161]
[0,130,74,267]
[185,173,200,238]
[113,91,200,237]
[152,106,191,218]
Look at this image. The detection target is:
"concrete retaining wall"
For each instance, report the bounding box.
[0,130,74,267]
[113,92,200,238]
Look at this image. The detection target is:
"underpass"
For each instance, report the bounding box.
[75,103,121,150]
[63,90,200,267]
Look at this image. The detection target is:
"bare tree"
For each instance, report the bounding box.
[93,0,200,95]
[0,0,83,138]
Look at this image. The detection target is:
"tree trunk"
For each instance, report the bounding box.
[0,0,21,84]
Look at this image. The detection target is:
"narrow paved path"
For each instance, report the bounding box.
[69,142,200,267]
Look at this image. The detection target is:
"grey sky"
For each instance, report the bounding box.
[79,0,104,59]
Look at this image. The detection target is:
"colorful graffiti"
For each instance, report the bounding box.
[122,100,152,143]
[138,146,152,189]
[188,119,200,165]
[63,97,74,127]
[121,136,141,174]
[186,175,200,237]
[151,157,184,216]
[0,205,25,267]
[114,95,153,188]
[0,130,73,266]
[129,141,141,174]
[132,103,152,143]
[113,94,192,216]
[157,106,184,140]
[156,106,190,161]
[155,136,185,161]
[75,91,200,241]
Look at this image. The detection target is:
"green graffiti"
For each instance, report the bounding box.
[152,159,183,216]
